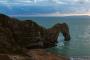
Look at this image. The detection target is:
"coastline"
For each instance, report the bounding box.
[0,49,69,60]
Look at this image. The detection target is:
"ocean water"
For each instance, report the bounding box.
[17,16,90,59]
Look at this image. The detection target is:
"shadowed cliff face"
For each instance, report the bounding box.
[62,23,71,41]
[0,14,71,53]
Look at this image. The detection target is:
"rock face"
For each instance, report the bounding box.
[0,14,70,54]
[0,14,71,60]
[0,54,11,60]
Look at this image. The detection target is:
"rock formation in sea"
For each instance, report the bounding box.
[0,14,71,60]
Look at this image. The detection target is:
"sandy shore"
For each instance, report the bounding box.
[0,49,69,60]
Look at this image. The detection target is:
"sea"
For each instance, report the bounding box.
[16,16,90,60]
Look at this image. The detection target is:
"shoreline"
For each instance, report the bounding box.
[0,49,69,60]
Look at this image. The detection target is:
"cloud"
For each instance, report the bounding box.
[0,0,90,16]
[0,0,90,6]
[0,0,67,6]
[0,0,89,7]
[52,0,67,5]
[10,12,90,17]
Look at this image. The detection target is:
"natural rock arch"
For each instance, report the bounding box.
[0,14,71,54]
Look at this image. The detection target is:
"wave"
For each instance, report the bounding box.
[70,56,90,60]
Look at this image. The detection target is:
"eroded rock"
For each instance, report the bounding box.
[0,14,70,50]
[0,14,71,59]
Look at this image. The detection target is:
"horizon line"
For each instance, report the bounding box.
[9,14,90,17]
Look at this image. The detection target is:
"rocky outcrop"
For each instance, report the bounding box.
[0,14,70,60]
[0,54,11,60]
[46,23,71,47]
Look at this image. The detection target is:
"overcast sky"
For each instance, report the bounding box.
[0,0,90,16]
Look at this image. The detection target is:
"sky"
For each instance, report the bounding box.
[0,0,90,16]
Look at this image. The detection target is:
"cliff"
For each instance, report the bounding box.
[0,14,70,60]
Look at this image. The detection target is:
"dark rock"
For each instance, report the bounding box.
[45,23,71,48]
[0,54,11,60]
[0,14,71,54]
